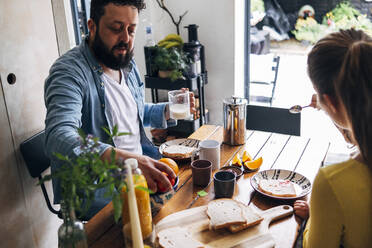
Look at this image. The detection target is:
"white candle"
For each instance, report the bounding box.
[125,160,144,248]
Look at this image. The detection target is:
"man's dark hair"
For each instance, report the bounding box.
[90,0,146,25]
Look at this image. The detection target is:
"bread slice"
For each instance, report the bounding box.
[206,199,246,230]
[163,145,195,158]
[228,204,264,233]
[258,179,297,197]
[158,227,205,248]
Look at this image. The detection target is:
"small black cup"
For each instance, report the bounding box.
[213,171,236,198]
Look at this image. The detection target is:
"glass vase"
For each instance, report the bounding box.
[58,202,88,248]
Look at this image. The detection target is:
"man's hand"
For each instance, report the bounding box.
[101,148,176,193]
[135,155,176,193]
[180,88,196,115]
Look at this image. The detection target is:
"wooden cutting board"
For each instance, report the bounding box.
[156,204,293,248]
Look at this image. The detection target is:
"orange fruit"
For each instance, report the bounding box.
[243,157,263,171]
[242,151,252,162]
[231,153,242,166]
[159,158,179,175]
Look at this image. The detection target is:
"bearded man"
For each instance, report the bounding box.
[44,0,193,219]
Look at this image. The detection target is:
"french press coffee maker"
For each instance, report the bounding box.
[223,96,247,145]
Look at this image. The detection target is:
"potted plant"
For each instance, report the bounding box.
[42,126,130,247]
[151,34,189,81]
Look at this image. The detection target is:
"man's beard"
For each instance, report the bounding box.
[91,32,134,70]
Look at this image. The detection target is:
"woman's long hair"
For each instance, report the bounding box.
[308,29,372,165]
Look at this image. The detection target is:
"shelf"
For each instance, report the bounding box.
[144,45,209,137]
[145,72,208,91]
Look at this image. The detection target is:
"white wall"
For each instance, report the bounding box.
[234,0,246,98]
[134,0,237,125]
[0,1,62,247]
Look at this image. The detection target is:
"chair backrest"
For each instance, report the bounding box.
[246,105,301,136]
[20,130,61,217]
[249,54,281,106]
[20,130,50,178]
[271,56,280,86]
[250,54,280,84]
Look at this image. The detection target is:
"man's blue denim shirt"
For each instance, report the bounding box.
[44,38,175,206]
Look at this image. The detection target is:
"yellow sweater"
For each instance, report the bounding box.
[303,159,372,247]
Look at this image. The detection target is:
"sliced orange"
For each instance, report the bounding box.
[231,153,242,166]
[242,150,252,162]
[159,158,179,175]
[243,157,263,171]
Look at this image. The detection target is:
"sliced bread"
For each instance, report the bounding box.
[206,199,246,230]
[258,179,297,197]
[158,227,205,248]
[163,145,195,158]
[228,204,264,233]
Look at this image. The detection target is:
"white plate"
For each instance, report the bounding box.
[159,138,199,160]
[251,169,312,200]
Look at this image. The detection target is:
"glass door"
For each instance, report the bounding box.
[243,0,301,136]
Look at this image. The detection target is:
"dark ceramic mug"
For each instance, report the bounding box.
[191,159,212,187]
[213,170,236,198]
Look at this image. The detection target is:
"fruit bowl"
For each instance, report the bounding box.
[150,176,179,216]
[172,176,179,191]
[151,176,179,195]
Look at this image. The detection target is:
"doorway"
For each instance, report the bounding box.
[242,0,366,156]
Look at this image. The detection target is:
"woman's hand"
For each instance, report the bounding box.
[294,200,310,220]
[309,94,320,109]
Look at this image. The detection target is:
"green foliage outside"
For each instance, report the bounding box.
[251,0,265,13]
[293,1,372,44]
[292,18,329,44]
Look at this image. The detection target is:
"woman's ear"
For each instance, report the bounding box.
[321,94,338,114]
[321,93,351,130]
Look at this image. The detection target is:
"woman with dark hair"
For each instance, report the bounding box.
[294,29,372,247]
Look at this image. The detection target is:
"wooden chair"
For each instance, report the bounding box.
[20,130,62,218]
[249,54,280,106]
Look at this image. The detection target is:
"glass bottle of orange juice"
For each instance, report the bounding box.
[122,159,153,240]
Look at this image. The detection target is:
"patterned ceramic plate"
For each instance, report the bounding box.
[159,138,199,160]
[251,169,312,200]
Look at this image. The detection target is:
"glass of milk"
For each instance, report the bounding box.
[168,90,191,120]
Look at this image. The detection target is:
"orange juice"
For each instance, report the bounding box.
[122,174,152,238]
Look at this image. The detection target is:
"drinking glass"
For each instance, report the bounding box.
[168,90,191,120]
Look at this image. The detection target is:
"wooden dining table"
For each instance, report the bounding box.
[85,124,341,247]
